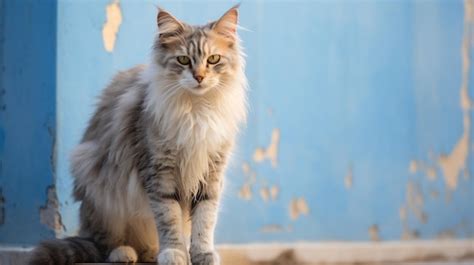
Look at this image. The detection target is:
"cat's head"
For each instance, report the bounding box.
[153,6,243,96]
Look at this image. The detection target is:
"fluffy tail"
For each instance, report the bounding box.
[28,237,105,265]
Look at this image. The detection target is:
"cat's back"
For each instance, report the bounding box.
[82,64,147,142]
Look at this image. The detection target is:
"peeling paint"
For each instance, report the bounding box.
[426,167,437,181]
[102,0,122,53]
[430,190,440,199]
[401,227,420,240]
[0,188,4,225]
[409,160,418,174]
[39,186,65,233]
[437,229,456,239]
[270,185,279,200]
[239,162,257,201]
[242,162,250,175]
[399,206,407,221]
[260,187,270,202]
[408,160,437,181]
[406,181,428,223]
[344,166,353,189]
[369,224,380,241]
[238,183,252,201]
[438,0,473,190]
[253,128,280,167]
[260,224,285,233]
[289,197,309,220]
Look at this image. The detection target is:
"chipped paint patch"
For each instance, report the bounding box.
[401,227,420,240]
[409,160,418,174]
[253,129,280,167]
[39,186,65,233]
[399,206,407,221]
[438,0,473,190]
[0,188,4,225]
[289,197,309,220]
[102,0,122,52]
[406,181,428,223]
[408,160,437,181]
[241,162,250,175]
[260,224,285,233]
[238,183,252,201]
[437,229,456,239]
[259,187,270,202]
[344,166,353,189]
[369,224,380,241]
[270,185,279,200]
[238,161,257,201]
[430,190,440,199]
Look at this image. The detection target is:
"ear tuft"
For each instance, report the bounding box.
[212,5,239,40]
[157,8,185,45]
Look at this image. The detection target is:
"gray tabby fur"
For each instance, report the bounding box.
[28,5,246,265]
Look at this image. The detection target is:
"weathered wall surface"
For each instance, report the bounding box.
[0,0,58,244]
[0,0,472,245]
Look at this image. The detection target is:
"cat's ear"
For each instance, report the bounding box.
[212,5,239,40]
[157,8,185,45]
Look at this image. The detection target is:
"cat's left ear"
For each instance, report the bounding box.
[212,5,239,40]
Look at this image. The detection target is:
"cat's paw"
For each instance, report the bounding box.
[108,245,138,263]
[191,250,220,265]
[157,248,188,265]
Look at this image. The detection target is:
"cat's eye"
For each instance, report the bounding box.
[207,54,221,64]
[177,56,190,65]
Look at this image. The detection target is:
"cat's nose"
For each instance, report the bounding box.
[193,75,204,83]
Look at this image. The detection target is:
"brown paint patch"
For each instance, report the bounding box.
[102,0,122,52]
[260,224,285,233]
[270,185,279,201]
[289,198,309,220]
[399,206,407,221]
[430,190,440,199]
[426,167,437,181]
[253,129,280,168]
[409,160,437,181]
[242,162,251,175]
[238,183,252,201]
[369,224,380,241]
[401,226,420,240]
[406,181,428,223]
[438,0,473,190]
[344,166,353,189]
[260,187,270,202]
[437,229,456,239]
[39,186,65,233]
[409,160,418,174]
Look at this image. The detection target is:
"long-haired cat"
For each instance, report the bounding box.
[29,5,246,265]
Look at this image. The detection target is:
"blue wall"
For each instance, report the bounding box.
[1,0,472,245]
[0,0,57,245]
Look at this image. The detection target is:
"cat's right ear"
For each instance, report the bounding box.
[157,8,185,45]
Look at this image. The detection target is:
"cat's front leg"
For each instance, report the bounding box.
[190,179,222,265]
[144,171,189,265]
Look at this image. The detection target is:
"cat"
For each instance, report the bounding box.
[28,5,247,265]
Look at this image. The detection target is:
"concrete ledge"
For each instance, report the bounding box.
[1,240,473,265]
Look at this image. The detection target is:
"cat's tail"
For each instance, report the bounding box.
[28,237,105,265]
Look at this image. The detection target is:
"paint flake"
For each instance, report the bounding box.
[344,166,353,189]
[369,224,380,241]
[253,129,280,167]
[437,0,473,190]
[289,197,310,220]
[39,186,65,233]
[270,185,279,200]
[102,0,122,52]
[238,183,252,200]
